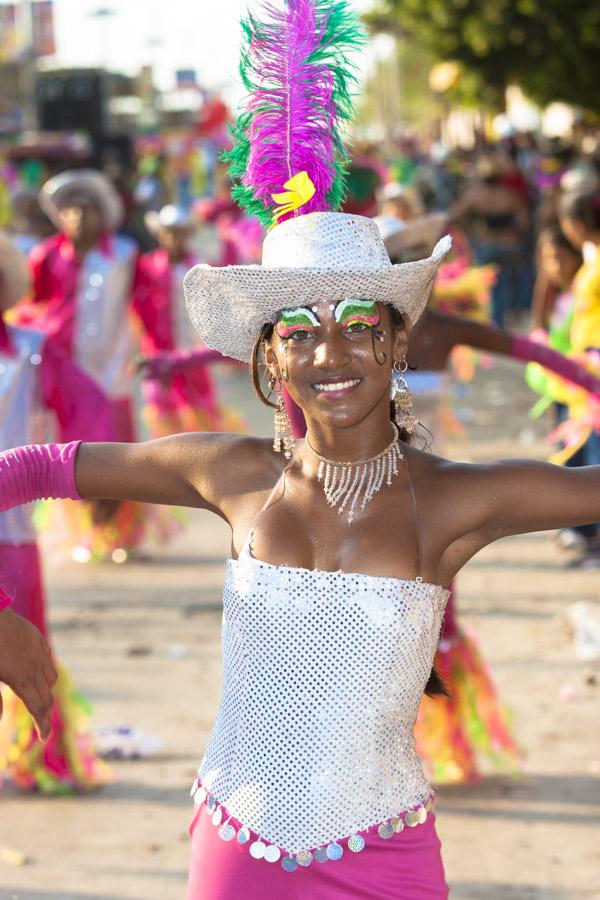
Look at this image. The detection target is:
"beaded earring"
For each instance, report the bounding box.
[391,360,417,434]
[271,379,295,460]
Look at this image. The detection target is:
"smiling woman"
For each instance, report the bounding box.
[1,0,600,898]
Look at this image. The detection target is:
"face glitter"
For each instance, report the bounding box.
[277,306,320,339]
[334,298,380,329]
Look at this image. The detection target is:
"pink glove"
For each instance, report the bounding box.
[0,442,82,512]
[0,588,13,612]
[512,335,600,397]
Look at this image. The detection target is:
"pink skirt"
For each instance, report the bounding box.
[187,803,448,899]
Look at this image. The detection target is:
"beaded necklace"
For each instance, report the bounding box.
[306,424,404,525]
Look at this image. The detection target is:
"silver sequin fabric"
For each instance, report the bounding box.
[198,546,449,854]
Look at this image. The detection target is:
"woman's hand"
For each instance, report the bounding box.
[0,609,57,740]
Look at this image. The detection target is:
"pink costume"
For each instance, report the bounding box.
[19,231,174,559]
[132,249,241,437]
[24,231,138,439]
[0,321,112,792]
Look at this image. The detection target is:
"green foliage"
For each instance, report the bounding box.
[366,0,600,112]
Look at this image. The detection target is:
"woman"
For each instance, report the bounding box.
[0,231,112,793]
[132,203,243,438]
[450,155,529,327]
[1,3,599,896]
[1,207,600,896]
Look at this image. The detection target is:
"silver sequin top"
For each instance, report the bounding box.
[198,541,449,855]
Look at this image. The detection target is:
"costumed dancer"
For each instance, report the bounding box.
[3,3,600,895]
[16,169,171,561]
[0,232,111,793]
[132,204,244,438]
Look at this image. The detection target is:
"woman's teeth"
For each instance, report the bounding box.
[314,379,361,392]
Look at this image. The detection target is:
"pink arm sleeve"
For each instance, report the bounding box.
[0,587,13,612]
[0,442,81,512]
[512,335,600,396]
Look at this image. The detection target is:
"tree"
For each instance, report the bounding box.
[366,0,600,113]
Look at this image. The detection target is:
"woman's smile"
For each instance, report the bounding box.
[312,376,362,396]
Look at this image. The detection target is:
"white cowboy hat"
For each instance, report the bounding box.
[145,204,196,236]
[0,230,31,310]
[374,212,448,261]
[184,211,451,362]
[39,169,124,232]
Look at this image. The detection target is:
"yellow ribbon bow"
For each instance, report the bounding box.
[271,171,316,227]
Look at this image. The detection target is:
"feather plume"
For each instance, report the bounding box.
[224,0,366,227]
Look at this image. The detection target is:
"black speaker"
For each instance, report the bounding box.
[36,70,106,135]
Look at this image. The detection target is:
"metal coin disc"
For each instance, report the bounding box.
[405,810,420,828]
[206,796,217,813]
[417,806,428,825]
[326,842,344,861]
[249,840,266,860]
[378,822,394,840]
[391,816,404,833]
[218,823,236,842]
[347,834,365,853]
[193,787,207,805]
[264,845,281,864]
[296,850,313,867]
[189,778,199,797]
[212,807,223,827]
[237,826,251,845]
[281,856,298,872]
[314,847,329,863]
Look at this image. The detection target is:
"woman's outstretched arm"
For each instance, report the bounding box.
[0,433,276,520]
[473,458,600,541]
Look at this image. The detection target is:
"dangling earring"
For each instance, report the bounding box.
[391,360,417,434]
[271,379,295,460]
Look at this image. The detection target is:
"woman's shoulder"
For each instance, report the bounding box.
[177,431,285,499]
[404,444,501,496]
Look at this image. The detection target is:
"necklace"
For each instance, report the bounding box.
[306,424,404,525]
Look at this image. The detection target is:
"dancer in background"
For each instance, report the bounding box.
[132,204,244,439]
[0,232,112,793]
[451,155,529,327]
[17,169,170,561]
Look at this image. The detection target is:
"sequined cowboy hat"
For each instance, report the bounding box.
[184,211,451,362]
[39,169,124,232]
[144,203,196,237]
[0,230,30,310]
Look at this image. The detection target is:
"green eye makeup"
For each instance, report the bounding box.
[334,299,380,328]
[277,307,320,338]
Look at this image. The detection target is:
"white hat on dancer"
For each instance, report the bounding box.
[145,204,196,236]
[40,169,124,232]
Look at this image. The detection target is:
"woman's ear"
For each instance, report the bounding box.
[263,341,280,381]
[391,313,411,362]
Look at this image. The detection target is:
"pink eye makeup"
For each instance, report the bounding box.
[334,299,380,328]
[277,307,320,338]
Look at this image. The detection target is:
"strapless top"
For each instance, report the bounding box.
[193,543,449,860]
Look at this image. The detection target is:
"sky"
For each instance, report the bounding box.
[20,0,376,101]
